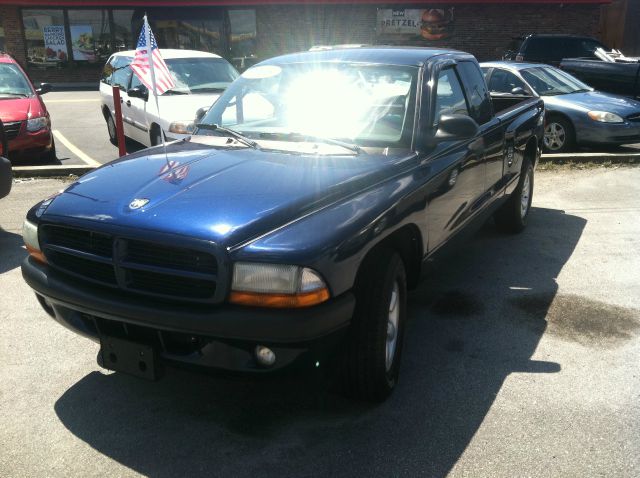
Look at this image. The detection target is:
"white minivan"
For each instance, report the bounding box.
[100,49,239,147]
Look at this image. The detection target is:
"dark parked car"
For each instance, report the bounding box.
[21,47,544,401]
[1,118,12,199]
[482,61,640,153]
[560,54,640,100]
[504,34,608,66]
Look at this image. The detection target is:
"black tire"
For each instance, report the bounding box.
[341,249,407,402]
[40,137,57,163]
[543,115,575,153]
[150,126,162,146]
[494,158,534,234]
[106,114,117,145]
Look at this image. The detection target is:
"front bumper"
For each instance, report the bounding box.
[8,128,53,158]
[22,257,354,373]
[576,120,640,146]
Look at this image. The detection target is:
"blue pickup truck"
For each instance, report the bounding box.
[21,47,544,401]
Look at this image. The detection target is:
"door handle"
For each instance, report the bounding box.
[126,100,131,107]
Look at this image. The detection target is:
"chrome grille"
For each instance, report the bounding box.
[40,224,221,303]
[3,121,22,140]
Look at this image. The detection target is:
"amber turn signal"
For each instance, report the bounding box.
[229,288,330,308]
[26,245,47,264]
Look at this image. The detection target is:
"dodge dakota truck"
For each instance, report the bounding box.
[22,47,544,401]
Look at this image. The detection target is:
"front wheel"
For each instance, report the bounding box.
[494,158,534,233]
[543,116,575,153]
[106,114,118,145]
[340,249,407,402]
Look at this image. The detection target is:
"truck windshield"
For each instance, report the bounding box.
[198,62,418,148]
[0,63,33,98]
[521,67,592,96]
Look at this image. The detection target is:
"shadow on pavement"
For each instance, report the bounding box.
[0,228,26,274]
[54,206,586,477]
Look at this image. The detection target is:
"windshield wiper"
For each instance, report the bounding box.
[163,89,189,95]
[190,87,226,93]
[195,123,260,149]
[0,92,29,98]
[257,132,363,155]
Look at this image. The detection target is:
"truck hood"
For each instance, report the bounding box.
[43,139,411,248]
[544,90,640,116]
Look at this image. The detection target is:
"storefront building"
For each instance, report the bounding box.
[1,0,610,85]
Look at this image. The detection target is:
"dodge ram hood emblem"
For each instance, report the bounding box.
[129,198,149,210]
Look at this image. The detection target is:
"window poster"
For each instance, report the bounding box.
[43,25,67,61]
[70,25,96,61]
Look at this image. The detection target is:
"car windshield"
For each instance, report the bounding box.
[0,63,33,98]
[198,62,418,148]
[164,58,239,95]
[521,67,592,96]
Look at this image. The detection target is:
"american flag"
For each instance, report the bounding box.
[130,17,175,95]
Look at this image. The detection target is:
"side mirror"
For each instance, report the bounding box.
[127,86,148,101]
[36,83,52,95]
[511,86,528,96]
[195,106,208,124]
[435,114,479,141]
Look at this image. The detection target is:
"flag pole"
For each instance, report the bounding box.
[143,15,171,169]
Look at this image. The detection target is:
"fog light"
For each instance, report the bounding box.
[255,345,276,366]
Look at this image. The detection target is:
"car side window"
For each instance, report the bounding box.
[111,57,132,91]
[456,61,492,124]
[433,67,469,126]
[488,69,527,94]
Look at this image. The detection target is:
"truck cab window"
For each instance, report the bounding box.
[456,61,493,124]
[433,67,469,126]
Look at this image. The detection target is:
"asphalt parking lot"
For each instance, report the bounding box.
[1,166,638,477]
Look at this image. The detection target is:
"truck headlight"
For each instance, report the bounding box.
[168,121,195,134]
[587,111,624,123]
[26,116,49,132]
[22,220,46,263]
[229,262,330,308]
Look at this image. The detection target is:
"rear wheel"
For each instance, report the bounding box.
[494,158,534,233]
[340,249,407,402]
[543,116,574,153]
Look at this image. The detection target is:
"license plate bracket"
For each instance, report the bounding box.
[99,336,157,380]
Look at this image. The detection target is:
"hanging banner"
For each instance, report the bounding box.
[43,25,67,61]
[377,8,455,41]
[70,25,96,62]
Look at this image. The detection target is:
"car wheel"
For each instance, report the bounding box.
[341,248,407,402]
[494,158,534,233]
[106,114,117,145]
[543,116,575,153]
[151,126,162,147]
[40,137,57,163]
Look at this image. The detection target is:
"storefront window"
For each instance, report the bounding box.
[0,26,5,51]
[229,9,257,71]
[67,10,110,65]
[22,9,68,69]
[153,18,223,54]
[112,10,135,51]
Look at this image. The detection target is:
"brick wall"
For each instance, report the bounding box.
[256,3,602,62]
[0,6,27,65]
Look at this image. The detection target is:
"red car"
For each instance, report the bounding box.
[0,53,55,161]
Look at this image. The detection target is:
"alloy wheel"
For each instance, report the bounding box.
[386,280,400,371]
[544,122,566,151]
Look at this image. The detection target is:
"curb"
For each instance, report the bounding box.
[540,152,640,163]
[12,165,95,178]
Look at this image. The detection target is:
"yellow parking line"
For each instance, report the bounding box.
[52,130,101,167]
[45,99,101,103]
